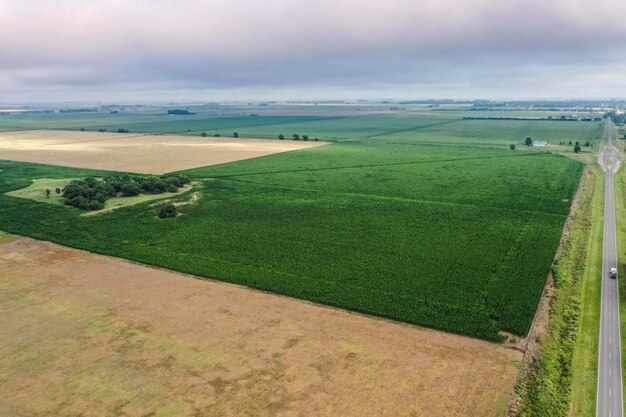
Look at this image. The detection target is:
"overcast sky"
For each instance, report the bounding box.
[2,0,626,103]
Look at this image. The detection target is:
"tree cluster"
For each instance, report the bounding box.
[607,111,626,125]
[278,134,319,141]
[62,174,190,211]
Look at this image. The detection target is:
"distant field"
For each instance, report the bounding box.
[0,130,325,174]
[0,108,603,146]
[199,115,601,146]
[0,140,583,340]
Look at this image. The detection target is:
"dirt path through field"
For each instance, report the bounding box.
[0,233,520,417]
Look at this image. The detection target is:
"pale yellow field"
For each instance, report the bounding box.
[0,130,326,174]
[0,233,521,417]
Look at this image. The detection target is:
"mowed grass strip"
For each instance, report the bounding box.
[0,143,582,341]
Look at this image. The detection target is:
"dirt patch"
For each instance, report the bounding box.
[0,130,326,174]
[0,234,520,417]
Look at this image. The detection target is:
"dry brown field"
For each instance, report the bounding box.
[0,233,520,417]
[0,130,325,174]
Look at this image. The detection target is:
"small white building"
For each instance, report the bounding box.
[533,141,547,147]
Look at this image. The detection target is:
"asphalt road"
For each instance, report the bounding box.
[597,118,623,417]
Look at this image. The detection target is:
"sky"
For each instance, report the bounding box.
[2,0,626,103]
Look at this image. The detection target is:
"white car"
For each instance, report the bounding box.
[610,267,618,279]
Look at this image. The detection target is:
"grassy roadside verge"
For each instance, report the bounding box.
[569,164,603,417]
[512,163,603,417]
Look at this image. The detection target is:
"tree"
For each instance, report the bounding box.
[200,132,207,137]
[314,137,319,141]
[86,200,104,211]
[278,134,285,140]
[141,176,168,194]
[233,132,239,138]
[45,189,51,198]
[55,187,61,194]
[158,204,178,219]
[80,128,85,132]
[292,134,300,140]
[574,144,581,153]
[509,144,516,150]
[525,137,532,146]
[302,135,309,141]
[121,182,141,197]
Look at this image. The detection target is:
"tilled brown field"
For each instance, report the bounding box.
[0,130,325,174]
[0,233,520,417]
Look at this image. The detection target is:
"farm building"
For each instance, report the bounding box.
[533,141,547,147]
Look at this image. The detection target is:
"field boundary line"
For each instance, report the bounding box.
[210,152,547,179]
[212,176,571,218]
[363,118,462,138]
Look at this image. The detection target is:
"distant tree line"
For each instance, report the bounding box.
[167,109,195,115]
[463,116,601,122]
[199,132,239,138]
[62,174,190,211]
[195,132,319,141]
[277,134,319,141]
[93,128,130,133]
[59,108,98,113]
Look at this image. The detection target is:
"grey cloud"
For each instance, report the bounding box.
[2,0,626,101]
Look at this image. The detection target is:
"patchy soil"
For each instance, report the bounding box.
[0,130,326,174]
[0,234,520,417]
